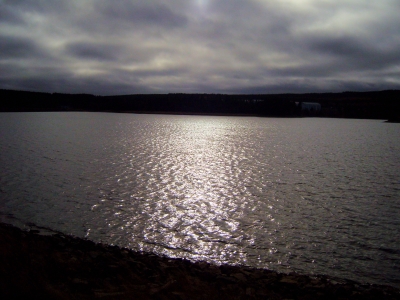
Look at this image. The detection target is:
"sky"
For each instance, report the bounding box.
[1,0,400,95]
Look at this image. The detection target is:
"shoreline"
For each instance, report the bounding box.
[1,222,399,299]
[2,88,400,121]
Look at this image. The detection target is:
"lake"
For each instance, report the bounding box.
[0,112,399,288]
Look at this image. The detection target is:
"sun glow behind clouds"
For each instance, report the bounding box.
[196,0,210,8]
[194,0,210,14]
[252,0,331,13]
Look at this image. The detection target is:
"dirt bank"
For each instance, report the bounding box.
[1,222,399,299]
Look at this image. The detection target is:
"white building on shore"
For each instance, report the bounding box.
[297,102,321,112]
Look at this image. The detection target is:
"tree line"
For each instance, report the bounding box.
[1,89,399,121]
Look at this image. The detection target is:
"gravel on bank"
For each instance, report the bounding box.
[1,222,399,299]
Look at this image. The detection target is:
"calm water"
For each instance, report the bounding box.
[0,112,399,287]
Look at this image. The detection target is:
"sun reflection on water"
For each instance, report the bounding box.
[132,116,253,264]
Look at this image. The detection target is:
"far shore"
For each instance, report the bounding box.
[1,222,399,299]
[1,89,400,121]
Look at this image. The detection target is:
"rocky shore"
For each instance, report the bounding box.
[1,222,399,299]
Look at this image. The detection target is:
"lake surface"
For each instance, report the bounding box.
[1,112,399,288]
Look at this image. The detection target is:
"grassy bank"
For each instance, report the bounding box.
[1,222,399,299]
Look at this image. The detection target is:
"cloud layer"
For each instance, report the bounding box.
[1,0,399,94]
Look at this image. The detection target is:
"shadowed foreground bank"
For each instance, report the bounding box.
[1,223,399,299]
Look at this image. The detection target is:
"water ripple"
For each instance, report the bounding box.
[0,112,399,288]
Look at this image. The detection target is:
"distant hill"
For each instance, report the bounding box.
[1,89,399,121]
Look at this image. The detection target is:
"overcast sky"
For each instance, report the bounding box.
[1,0,400,95]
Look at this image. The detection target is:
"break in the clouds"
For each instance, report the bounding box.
[0,0,399,95]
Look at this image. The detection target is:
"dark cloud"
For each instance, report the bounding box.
[99,2,188,28]
[73,2,188,36]
[0,6,26,24]
[308,35,400,71]
[2,0,71,14]
[0,70,150,95]
[0,35,47,58]
[0,0,399,94]
[310,36,366,57]
[65,42,122,62]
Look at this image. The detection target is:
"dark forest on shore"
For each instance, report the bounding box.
[1,89,399,121]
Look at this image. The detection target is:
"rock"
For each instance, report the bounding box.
[280,276,299,284]
[72,278,88,285]
[1,222,400,300]
[231,272,247,282]
[246,287,254,296]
